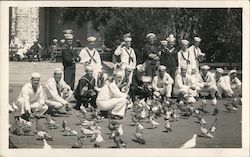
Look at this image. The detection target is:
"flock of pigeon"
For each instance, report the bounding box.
[9,96,241,149]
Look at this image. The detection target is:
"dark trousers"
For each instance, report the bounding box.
[75,95,97,109]
[166,67,177,80]
[129,86,152,102]
[27,51,41,62]
[64,65,75,90]
[145,64,157,77]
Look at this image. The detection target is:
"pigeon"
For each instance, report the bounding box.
[62,120,77,136]
[94,133,104,147]
[180,134,197,148]
[135,122,144,133]
[19,117,32,127]
[117,124,123,136]
[171,109,179,121]
[12,102,19,110]
[200,125,214,138]
[72,137,82,148]
[80,105,87,114]
[46,115,59,129]
[150,118,160,128]
[165,110,172,120]
[76,113,86,124]
[37,131,53,141]
[196,115,206,125]
[213,107,219,115]
[12,117,24,136]
[210,118,218,133]
[80,127,94,137]
[211,97,217,106]
[165,120,173,132]
[35,118,44,132]
[114,131,126,148]
[9,104,15,112]
[224,104,238,112]
[43,139,52,149]
[134,132,146,144]
[194,109,200,115]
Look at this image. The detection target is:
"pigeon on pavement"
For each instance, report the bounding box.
[72,137,82,148]
[134,132,146,144]
[43,139,52,149]
[180,134,197,148]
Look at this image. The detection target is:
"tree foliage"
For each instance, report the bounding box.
[59,7,242,63]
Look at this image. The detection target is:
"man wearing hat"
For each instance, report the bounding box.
[188,37,205,73]
[114,36,137,79]
[62,32,79,90]
[49,38,60,62]
[142,33,159,77]
[197,65,218,98]
[219,69,242,97]
[27,39,42,62]
[115,63,134,93]
[74,65,97,110]
[173,66,196,103]
[79,36,102,82]
[214,68,225,98]
[44,68,73,114]
[177,39,196,74]
[129,64,152,102]
[160,34,178,79]
[152,65,174,99]
[16,73,48,120]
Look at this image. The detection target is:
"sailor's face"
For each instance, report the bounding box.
[125,41,131,47]
[67,39,73,45]
[114,75,122,84]
[181,44,188,51]
[181,69,187,76]
[201,69,208,76]
[88,42,95,49]
[54,73,62,83]
[159,70,165,77]
[86,69,93,77]
[194,41,200,47]
[168,41,175,48]
[148,36,155,44]
[31,77,40,87]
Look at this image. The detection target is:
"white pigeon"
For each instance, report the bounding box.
[19,117,32,127]
[205,132,214,139]
[200,125,208,135]
[180,134,197,148]
[135,122,144,132]
[150,119,160,128]
[194,109,200,115]
[80,127,94,137]
[152,106,158,113]
[212,97,217,106]
[118,124,123,136]
[179,101,184,106]
[70,129,78,136]
[9,104,15,112]
[210,118,218,133]
[43,139,52,149]
[95,133,104,143]
[12,102,19,110]
[37,131,48,139]
[140,108,147,119]
[200,118,206,125]
[80,105,87,114]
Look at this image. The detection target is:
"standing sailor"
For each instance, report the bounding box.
[177,39,195,74]
[62,30,79,90]
[142,33,159,77]
[188,37,205,73]
[79,36,102,81]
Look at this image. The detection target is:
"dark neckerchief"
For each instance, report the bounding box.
[124,47,133,64]
[86,48,97,63]
[181,49,190,65]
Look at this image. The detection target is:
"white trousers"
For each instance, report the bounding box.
[45,90,73,109]
[16,98,48,115]
[173,87,196,103]
[153,84,172,98]
[199,85,217,97]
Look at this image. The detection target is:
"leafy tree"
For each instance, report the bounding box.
[59,7,242,63]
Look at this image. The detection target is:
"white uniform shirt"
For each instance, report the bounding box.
[114,46,137,69]
[188,45,205,70]
[44,77,71,105]
[197,71,216,87]
[177,49,196,73]
[17,83,45,110]
[79,47,102,72]
[222,75,242,93]
[152,72,174,91]
[174,73,193,90]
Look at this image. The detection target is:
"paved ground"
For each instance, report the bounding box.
[9,61,242,148]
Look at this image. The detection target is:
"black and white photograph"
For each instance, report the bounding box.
[0,1,249,157]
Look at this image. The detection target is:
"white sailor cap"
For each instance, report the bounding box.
[141,76,152,83]
[181,39,189,45]
[158,65,166,71]
[194,37,202,42]
[60,39,65,43]
[136,64,146,72]
[123,33,131,38]
[229,70,237,75]
[64,33,73,39]
[167,34,176,42]
[216,68,224,74]
[31,72,41,78]
[85,65,94,71]
[124,37,132,42]
[53,39,58,42]
[200,65,210,70]
[63,29,73,34]
[160,40,168,46]
[113,69,124,76]
[87,36,96,42]
[181,66,188,70]
[54,68,63,74]
[146,33,156,38]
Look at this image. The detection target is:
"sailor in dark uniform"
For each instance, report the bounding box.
[74,65,97,110]
[62,31,79,90]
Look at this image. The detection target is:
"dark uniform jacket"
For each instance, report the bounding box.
[74,74,96,99]
[62,44,78,67]
[160,46,178,69]
[142,43,159,65]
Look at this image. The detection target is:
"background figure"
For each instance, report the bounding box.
[26,40,42,62]
[49,38,60,61]
[142,33,159,77]
[160,34,178,79]
[74,65,97,110]
[62,32,79,90]
[188,37,205,73]
[79,36,102,82]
